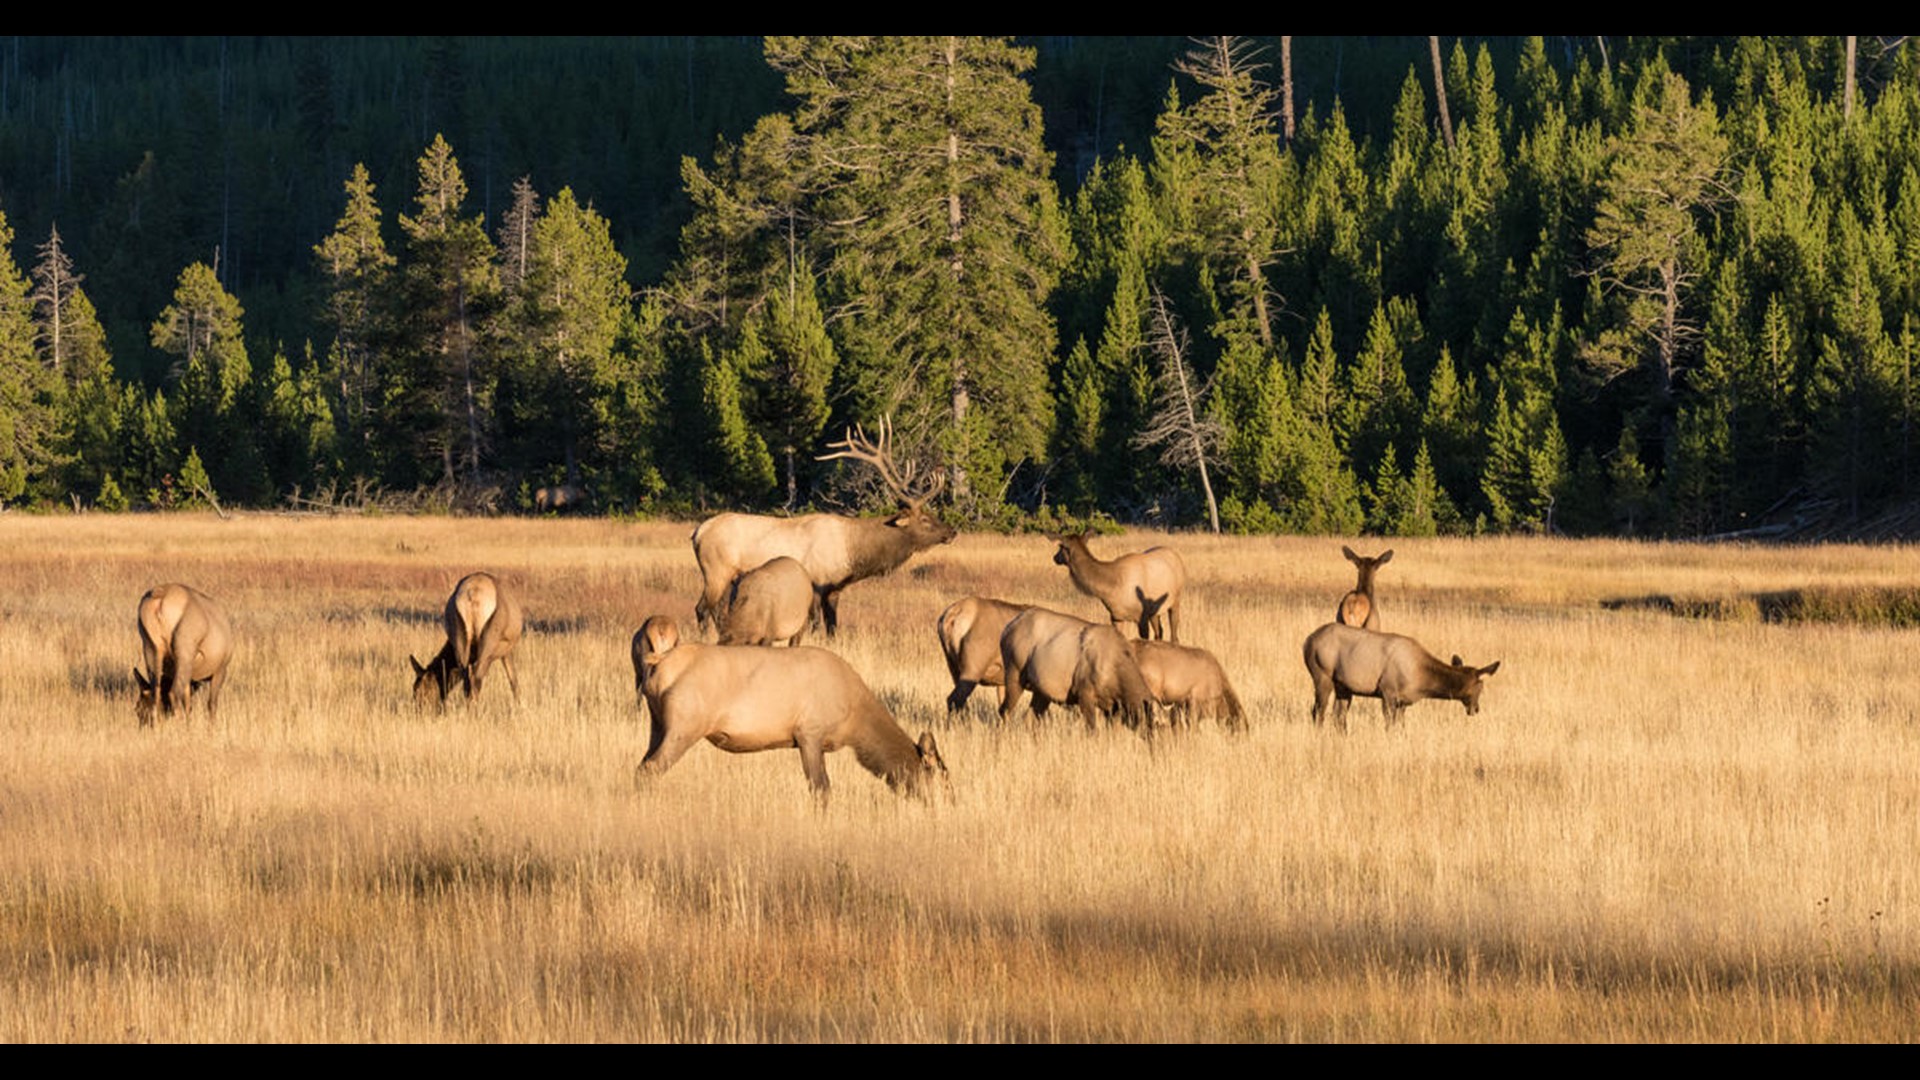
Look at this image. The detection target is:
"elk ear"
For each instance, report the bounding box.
[1377,549,1394,564]
[1451,655,1464,667]
[1481,661,1501,677]
[1342,545,1359,562]
[917,731,946,770]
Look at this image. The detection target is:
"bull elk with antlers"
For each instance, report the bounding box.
[691,417,956,638]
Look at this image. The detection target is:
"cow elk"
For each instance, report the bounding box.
[691,417,955,638]
[1302,622,1499,731]
[1130,639,1245,730]
[134,583,234,726]
[411,572,524,707]
[632,615,949,804]
[997,607,1154,735]
[1049,532,1186,641]
[935,596,1031,715]
[534,483,586,514]
[720,556,818,647]
[1336,546,1393,630]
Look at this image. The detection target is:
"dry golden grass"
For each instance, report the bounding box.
[2,513,1918,1042]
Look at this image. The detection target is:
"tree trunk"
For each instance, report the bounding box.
[1844,36,1857,122]
[942,36,972,506]
[1429,37,1455,151]
[1279,36,1295,145]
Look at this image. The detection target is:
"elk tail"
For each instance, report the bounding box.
[936,602,972,682]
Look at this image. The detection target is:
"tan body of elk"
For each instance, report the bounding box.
[997,607,1154,734]
[935,596,1031,714]
[1336,546,1393,630]
[534,483,585,513]
[692,420,954,638]
[1049,532,1186,641]
[411,572,524,706]
[134,583,233,725]
[632,615,948,803]
[1302,622,1499,730]
[719,556,820,647]
[1129,639,1245,730]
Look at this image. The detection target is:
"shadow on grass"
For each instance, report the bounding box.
[1602,587,1920,629]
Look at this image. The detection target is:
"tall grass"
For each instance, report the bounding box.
[1,514,1916,1041]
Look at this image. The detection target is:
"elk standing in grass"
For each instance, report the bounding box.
[936,596,1032,715]
[1049,532,1186,641]
[997,607,1154,735]
[632,615,948,803]
[719,556,819,647]
[1130,639,1245,730]
[411,572,524,707]
[134,583,233,726]
[1302,622,1499,731]
[1336,546,1393,630]
[691,419,955,638]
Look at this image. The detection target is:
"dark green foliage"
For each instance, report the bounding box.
[3,38,1920,535]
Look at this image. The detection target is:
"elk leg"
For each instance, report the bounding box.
[819,590,841,638]
[946,679,977,715]
[204,665,227,720]
[1310,677,1332,726]
[998,664,1025,723]
[1332,691,1353,733]
[1167,601,1180,644]
[637,727,703,780]
[798,739,831,803]
[167,625,202,718]
[1031,694,1053,721]
[498,654,520,700]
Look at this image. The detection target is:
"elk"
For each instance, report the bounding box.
[133,583,234,725]
[410,572,524,707]
[1049,532,1186,641]
[534,483,586,513]
[1336,546,1393,630]
[935,596,1031,715]
[719,556,819,647]
[1129,639,1245,730]
[1302,622,1499,731]
[997,607,1154,735]
[691,418,955,638]
[632,615,949,804]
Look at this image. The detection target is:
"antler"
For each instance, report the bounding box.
[815,415,948,507]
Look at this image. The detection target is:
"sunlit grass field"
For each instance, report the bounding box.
[2,512,1917,1042]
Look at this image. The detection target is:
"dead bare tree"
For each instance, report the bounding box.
[1134,287,1223,534]
[1429,36,1455,151]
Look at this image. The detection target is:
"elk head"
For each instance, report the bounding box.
[133,667,159,726]
[1048,531,1093,568]
[817,416,957,547]
[1342,545,1393,589]
[1450,655,1501,716]
[411,653,465,709]
[891,731,951,800]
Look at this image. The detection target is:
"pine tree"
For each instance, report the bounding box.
[396,135,500,487]
[1152,36,1289,347]
[0,207,58,503]
[1582,66,1732,460]
[314,163,397,478]
[766,36,1068,513]
[151,260,255,500]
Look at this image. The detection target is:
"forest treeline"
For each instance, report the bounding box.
[1,35,1916,538]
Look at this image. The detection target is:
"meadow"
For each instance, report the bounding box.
[1,512,1917,1042]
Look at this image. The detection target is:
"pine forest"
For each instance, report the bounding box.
[2,35,1918,541]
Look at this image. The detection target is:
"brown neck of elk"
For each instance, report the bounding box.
[1054,534,1120,596]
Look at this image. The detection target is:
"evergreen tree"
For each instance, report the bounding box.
[0,207,58,503]
[395,134,500,487]
[151,260,258,501]
[313,162,397,477]
[766,36,1068,513]
[1582,66,1732,459]
[1152,36,1290,346]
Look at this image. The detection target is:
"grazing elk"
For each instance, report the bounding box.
[719,556,819,647]
[134,583,234,726]
[1049,532,1187,641]
[997,607,1154,735]
[410,572,524,707]
[1336,546,1393,630]
[631,615,949,804]
[1302,622,1499,731]
[691,418,956,638]
[1129,639,1245,730]
[935,596,1032,715]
